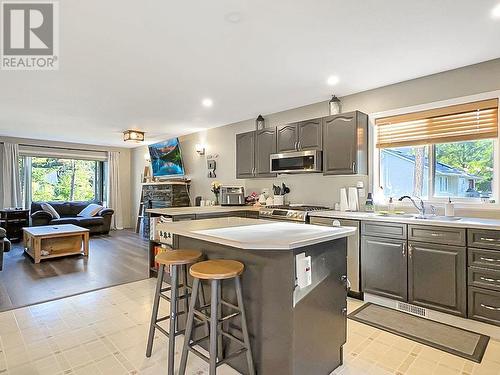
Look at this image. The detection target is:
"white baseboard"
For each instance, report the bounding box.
[364,293,500,341]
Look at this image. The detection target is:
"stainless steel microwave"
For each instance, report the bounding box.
[270,150,322,174]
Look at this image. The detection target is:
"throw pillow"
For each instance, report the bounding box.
[40,203,60,219]
[78,203,103,218]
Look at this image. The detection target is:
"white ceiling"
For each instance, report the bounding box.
[1,0,500,148]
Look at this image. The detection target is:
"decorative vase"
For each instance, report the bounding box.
[214,193,220,205]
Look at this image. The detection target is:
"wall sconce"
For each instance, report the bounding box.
[256,114,265,130]
[329,95,342,115]
[123,130,145,142]
[195,144,205,156]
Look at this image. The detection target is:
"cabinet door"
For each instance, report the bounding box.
[323,112,358,175]
[298,118,322,150]
[408,242,466,316]
[236,131,255,179]
[361,236,407,301]
[255,128,277,177]
[277,124,298,152]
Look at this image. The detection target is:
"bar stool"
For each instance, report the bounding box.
[179,259,255,375]
[146,249,203,375]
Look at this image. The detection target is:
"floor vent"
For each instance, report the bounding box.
[397,302,427,317]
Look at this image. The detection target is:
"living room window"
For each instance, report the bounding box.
[375,98,499,202]
[21,157,105,204]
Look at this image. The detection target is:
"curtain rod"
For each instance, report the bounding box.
[0,141,119,154]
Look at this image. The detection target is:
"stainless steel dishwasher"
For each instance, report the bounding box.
[309,217,361,298]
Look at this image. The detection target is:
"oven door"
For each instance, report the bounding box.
[270,150,322,173]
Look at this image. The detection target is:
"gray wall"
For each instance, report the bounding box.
[130,58,500,223]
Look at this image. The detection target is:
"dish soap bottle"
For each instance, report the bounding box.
[365,193,374,212]
[445,197,455,217]
[388,197,395,213]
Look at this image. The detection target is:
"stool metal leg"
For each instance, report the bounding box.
[178,278,200,375]
[217,283,224,361]
[146,264,165,357]
[168,264,178,375]
[209,279,219,375]
[235,276,255,375]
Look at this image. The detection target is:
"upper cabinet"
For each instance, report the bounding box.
[236,128,277,179]
[277,118,322,152]
[236,131,255,179]
[323,111,368,175]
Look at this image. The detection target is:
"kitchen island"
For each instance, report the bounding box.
[155,217,355,375]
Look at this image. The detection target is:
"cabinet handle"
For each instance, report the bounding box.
[430,233,443,237]
[352,161,356,173]
[479,276,500,283]
[408,243,413,258]
[402,242,407,257]
[341,307,348,316]
[480,237,500,243]
[294,141,298,151]
[297,140,301,150]
[480,257,500,263]
[340,275,351,292]
[480,303,500,311]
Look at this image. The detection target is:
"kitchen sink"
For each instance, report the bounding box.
[375,213,415,218]
[414,215,462,221]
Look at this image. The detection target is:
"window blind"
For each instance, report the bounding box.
[375,99,499,148]
[18,145,108,161]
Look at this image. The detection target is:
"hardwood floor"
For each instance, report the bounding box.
[0,229,149,312]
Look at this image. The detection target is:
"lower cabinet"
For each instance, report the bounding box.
[361,236,407,301]
[408,242,466,317]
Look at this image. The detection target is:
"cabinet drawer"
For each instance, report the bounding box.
[361,221,407,239]
[468,229,500,251]
[468,286,500,326]
[468,248,500,270]
[468,266,500,292]
[408,225,465,246]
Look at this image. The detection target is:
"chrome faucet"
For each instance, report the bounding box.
[398,196,426,218]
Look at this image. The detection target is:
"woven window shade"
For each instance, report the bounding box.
[375,99,499,148]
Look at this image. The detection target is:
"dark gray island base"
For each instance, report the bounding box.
[175,235,348,375]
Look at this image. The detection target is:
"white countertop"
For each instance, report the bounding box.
[156,217,356,250]
[147,205,259,216]
[309,210,500,230]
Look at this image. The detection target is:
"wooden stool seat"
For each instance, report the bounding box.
[189,259,244,280]
[155,249,202,266]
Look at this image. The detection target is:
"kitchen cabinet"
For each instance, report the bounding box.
[408,242,466,316]
[255,128,277,177]
[323,111,368,175]
[361,236,407,301]
[236,129,276,179]
[236,131,255,178]
[277,118,322,152]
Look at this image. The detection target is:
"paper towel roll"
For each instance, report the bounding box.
[339,188,348,211]
[348,187,359,211]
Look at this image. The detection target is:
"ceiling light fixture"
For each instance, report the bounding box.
[492,3,500,18]
[202,98,213,108]
[327,75,340,86]
[123,129,145,142]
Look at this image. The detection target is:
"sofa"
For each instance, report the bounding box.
[0,227,11,271]
[31,201,114,235]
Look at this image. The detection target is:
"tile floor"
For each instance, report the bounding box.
[0,279,498,375]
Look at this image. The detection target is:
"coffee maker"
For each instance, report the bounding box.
[220,186,245,206]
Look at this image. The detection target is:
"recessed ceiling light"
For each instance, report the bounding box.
[327,75,340,86]
[492,3,500,18]
[202,98,213,108]
[225,11,243,23]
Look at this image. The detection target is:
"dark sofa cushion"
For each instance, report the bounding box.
[50,217,104,227]
[31,201,102,217]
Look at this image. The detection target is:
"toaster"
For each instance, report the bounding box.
[220,186,245,206]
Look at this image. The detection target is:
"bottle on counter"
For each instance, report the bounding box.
[365,193,374,212]
[445,197,455,217]
[388,197,395,213]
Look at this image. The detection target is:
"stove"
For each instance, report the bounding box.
[259,205,330,222]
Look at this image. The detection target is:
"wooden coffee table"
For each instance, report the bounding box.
[23,224,89,263]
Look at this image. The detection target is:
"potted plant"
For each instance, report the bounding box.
[211,181,221,205]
